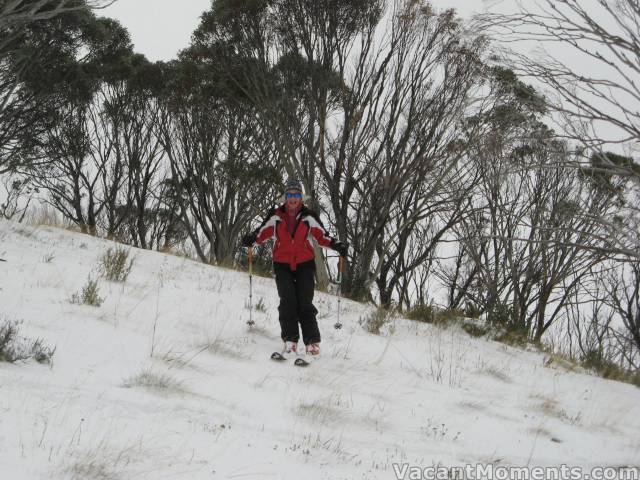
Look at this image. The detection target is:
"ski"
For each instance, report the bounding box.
[271,351,286,361]
[270,351,314,366]
[294,357,310,367]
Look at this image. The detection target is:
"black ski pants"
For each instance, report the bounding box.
[274,260,320,345]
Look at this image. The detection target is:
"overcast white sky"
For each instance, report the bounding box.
[99,0,632,149]
[102,0,212,62]
[100,0,492,62]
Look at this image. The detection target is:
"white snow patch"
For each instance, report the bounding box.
[1,219,639,479]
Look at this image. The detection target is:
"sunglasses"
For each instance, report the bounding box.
[285,192,302,199]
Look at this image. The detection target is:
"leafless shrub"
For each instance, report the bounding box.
[406,304,465,328]
[70,277,103,307]
[0,318,55,364]
[99,246,134,282]
[359,307,394,335]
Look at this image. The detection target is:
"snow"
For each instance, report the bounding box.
[0,219,639,480]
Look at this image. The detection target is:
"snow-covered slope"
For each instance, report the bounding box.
[1,219,638,480]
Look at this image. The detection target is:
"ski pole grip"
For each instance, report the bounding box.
[248,246,253,275]
[339,256,344,273]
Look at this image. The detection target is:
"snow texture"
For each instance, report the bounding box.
[0,219,639,479]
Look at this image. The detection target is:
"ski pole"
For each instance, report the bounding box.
[334,256,344,330]
[247,246,255,327]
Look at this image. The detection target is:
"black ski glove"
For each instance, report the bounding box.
[331,239,348,257]
[241,232,257,248]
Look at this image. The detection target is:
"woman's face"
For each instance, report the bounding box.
[285,190,303,210]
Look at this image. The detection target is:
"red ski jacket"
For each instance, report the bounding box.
[254,204,335,271]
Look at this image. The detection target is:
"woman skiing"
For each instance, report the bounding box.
[241,179,348,359]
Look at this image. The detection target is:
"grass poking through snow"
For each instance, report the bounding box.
[123,369,185,393]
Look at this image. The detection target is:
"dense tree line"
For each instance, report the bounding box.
[1,0,638,372]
